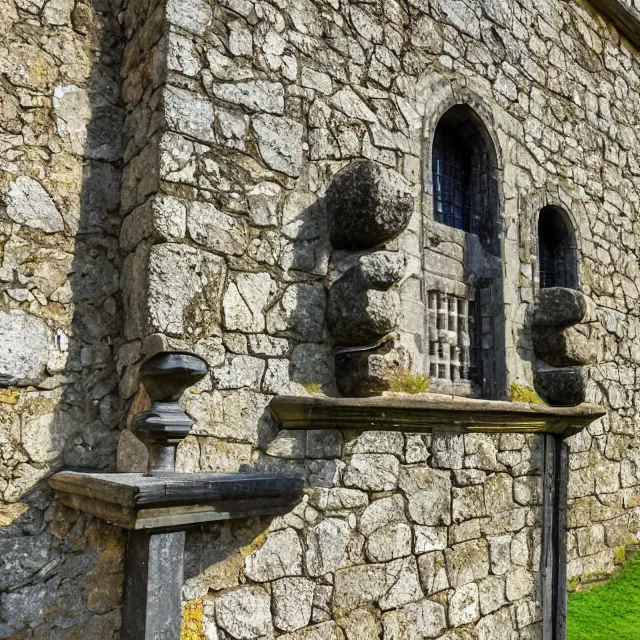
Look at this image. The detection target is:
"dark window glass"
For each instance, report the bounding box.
[432,129,472,232]
[538,206,573,288]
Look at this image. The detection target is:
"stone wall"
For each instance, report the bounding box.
[2,0,640,637]
[182,430,544,639]
[0,0,127,636]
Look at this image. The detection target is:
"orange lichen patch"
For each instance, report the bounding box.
[0,388,20,404]
[0,502,28,526]
[239,530,268,559]
[180,598,204,640]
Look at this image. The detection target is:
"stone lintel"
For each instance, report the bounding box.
[269,393,606,437]
[49,471,304,530]
[587,0,640,49]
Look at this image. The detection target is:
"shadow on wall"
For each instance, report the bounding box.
[181,173,336,597]
[0,2,127,637]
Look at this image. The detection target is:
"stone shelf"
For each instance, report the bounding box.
[269,393,606,437]
[49,471,304,530]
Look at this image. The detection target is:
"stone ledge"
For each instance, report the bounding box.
[588,0,640,49]
[269,394,606,437]
[49,471,304,530]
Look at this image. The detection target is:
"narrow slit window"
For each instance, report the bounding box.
[538,206,577,289]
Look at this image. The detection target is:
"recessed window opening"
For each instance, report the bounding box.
[425,104,505,399]
[538,206,576,289]
[431,106,500,254]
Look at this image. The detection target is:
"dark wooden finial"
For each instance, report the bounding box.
[133,351,208,475]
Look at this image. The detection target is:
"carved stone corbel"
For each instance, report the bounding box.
[325,160,413,396]
[532,288,604,406]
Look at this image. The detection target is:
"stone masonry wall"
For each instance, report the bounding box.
[0,0,128,637]
[2,0,640,637]
[183,430,544,639]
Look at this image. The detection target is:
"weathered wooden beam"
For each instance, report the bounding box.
[541,435,570,640]
[49,471,304,529]
[270,394,606,437]
[587,0,640,49]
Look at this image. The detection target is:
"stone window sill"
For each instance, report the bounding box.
[269,393,606,438]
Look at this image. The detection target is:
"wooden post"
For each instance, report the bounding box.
[121,530,186,640]
[541,434,569,640]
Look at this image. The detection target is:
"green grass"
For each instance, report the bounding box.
[567,556,640,640]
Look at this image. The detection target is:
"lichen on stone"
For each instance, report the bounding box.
[180,599,204,640]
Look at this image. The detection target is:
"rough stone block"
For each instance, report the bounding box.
[381,599,446,639]
[273,577,315,632]
[365,522,412,562]
[147,243,226,338]
[359,495,407,537]
[335,340,409,397]
[343,454,400,491]
[326,160,412,250]
[244,528,303,582]
[416,551,449,596]
[214,585,273,639]
[533,324,601,366]
[444,539,489,588]
[0,311,53,386]
[333,564,387,613]
[5,175,64,232]
[337,608,381,640]
[305,518,350,576]
[306,430,343,459]
[532,287,591,328]
[252,114,304,177]
[534,366,588,406]
[328,268,400,346]
[379,556,423,611]
[267,430,306,459]
[449,582,479,627]
[399,466,451,526]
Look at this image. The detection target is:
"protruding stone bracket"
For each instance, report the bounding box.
[325,160,414,396]
[269,393,606,438]
[532,288,604,406]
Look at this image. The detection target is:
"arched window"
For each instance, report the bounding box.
[431,105,500,254]
[425,104,505,399]
[538,206,577,289]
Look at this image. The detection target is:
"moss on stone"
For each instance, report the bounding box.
[510,383,545,405]
[389,370,431,394]
[302,382,323,395]
[614,546,627,566]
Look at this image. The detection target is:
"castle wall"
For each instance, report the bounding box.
[0,0,128,636]
[2,0,640,637]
